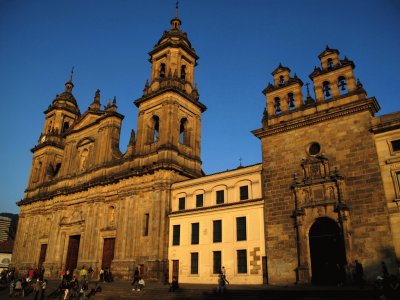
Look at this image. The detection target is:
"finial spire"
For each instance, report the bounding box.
[69,66,74,82]
[305,82,311,97]
[65,66,75,92]
[170,0,181,30]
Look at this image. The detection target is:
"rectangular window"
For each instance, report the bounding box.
[216,190,224,204]
[178,197,185,210]
[143,213,149,236]
[236,217,247,241]
[213,220,222,243]
[213,251,221,274]
[239,186,249,200]
[237,249,247,273]
[196,194,204,207]
[172,225,180,246]
[191,252,199,274]
[391,139,400,152]
[191,223,199,245]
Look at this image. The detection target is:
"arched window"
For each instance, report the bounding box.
[180,65,186,81]
[327,58,334,69]
[288,92,295,110]
[180,118,188,145]
[159,63,166,79]
[274,97,281,114]
[323,81,332,100]
[279,75,285,86]
[152,116,160,143]
[33,160,42,182]
[47,121,53,133]
[62,122,69,133]
[338,76,348,95]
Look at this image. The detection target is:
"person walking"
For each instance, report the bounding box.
[40,279,47,300]
[131,267,140,291]
[99,268,104,282]
[33,278,41,300]
[381,261,389,279]
[217,274,226,293]
[169,276,179,292]
[354,260,364,288]
[221,266,229,285]
[88,266,94,282]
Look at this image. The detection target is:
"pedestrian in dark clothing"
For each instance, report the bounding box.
[33,278,41,300]
[131,267,140,290]
[217,274,226,293]
[40,279,47,300]
[381,261,389,279]
[221,266,229,285]
[169,276,179,292]
[354,260,364,288]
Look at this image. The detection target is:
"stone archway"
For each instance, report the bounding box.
[309,217,346,285]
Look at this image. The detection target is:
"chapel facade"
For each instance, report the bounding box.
[253,48,400,284]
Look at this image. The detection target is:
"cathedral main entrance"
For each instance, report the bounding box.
[65,235,80,271]
[309,217,346,285]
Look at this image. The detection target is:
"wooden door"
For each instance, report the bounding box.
[172,260,179,282]
[38,244,47,270]
[101,238,115,270]
[65,235,80,271]
[139,264,145,277]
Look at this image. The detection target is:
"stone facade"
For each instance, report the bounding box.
[372,112,400,259]
[12,14,205,281]
[253,47,397,284]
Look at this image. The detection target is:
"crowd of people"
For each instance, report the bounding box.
[372,261,400,300]
[47,265,101,300]
[1,260,400,299]
[1,267,47,299]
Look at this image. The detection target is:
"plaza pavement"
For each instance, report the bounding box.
[0,279,376,299]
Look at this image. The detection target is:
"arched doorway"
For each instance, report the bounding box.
[309,217,346,285]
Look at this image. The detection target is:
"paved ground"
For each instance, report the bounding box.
[0,280,378,299]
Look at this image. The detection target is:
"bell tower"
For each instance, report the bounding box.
[27,69,80,188]
[133,7,206,178]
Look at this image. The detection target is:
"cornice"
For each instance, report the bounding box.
[149,40,198,61]
[168,198,264,216]
[19,156,202,205]
[134,84,207,112]
[371,118,400,134]
[253,97,380,138]
[31,140,64,153]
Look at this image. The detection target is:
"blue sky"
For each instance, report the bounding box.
[0,0,399,214]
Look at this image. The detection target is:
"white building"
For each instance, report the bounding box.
[168,164,266,284]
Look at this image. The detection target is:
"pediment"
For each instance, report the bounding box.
[72,113,103,131]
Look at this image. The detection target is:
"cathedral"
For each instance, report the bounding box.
[12,9,400,285]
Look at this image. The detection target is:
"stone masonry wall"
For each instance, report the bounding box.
[262,110,396,284]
